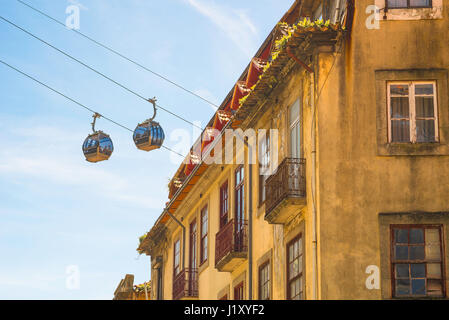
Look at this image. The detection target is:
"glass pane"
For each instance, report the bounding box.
[89,139,98,148]
[395,264,409,278]
[396,279,410,296]
[411,279,426,295]
[415,97,434,117]
[293,241,298,258]
[409,229,424,244]
[388,0,407,8]
[289,282,297,300]
[409,246,425,260]
[415,84,434,95]
[427,263,442,278]
[291,259,299,277]
[297,256,303,275]
[391,120,410,142]
[425,243,441,261]
[289,100,300,125]
[425,229,440,244]
[416,120,435,143]
[427,279,443,296]
[390,84,409,95]
[289,245,293,263]
[391,97,409,118]
[410,264,425,278]
[395,229,408,244]
[395,245,409,260]
[290,124,300,158]
[410,0,431,7]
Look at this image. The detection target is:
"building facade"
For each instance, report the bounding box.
[138,0,449,300]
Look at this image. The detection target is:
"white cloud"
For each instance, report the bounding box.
[186,0,259,57]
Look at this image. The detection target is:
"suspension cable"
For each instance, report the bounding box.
[0,15,204,131]
[15,0,220,110]
[0,58,186,158]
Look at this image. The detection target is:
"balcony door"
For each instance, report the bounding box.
[235,165,245,251]
[234,281,244,300]
[289,99,301,159]
[219,181,229,230]
[189,220,197,295]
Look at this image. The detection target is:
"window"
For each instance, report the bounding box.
[234,281,244,300]
[258,132,270,205]
[173,239,181,276]
[391,225,445,298]
[388,82,438,143]
[189,220,197,271]
[235,166,245,251]
[156,263,163,300]
[219,182,229,229]
[313,3,323,20]
[200,206,208,264]
[259,261,271,300]
[287,235,304,300]
[290,99,301,158]
[235,166,245,222]
[387,0,432,9]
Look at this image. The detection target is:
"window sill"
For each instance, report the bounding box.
[377,142,449,156]
[389,296,446,300]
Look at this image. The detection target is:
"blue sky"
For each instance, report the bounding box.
[0,0,294,299]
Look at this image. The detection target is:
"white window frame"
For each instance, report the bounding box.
[387,81,439,143]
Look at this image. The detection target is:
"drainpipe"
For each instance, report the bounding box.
[310,70,318,300]
[248,139,253,300]
[164,208,186,271]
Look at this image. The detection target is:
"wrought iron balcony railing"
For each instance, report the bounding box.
[172,268,198,300]
[215,219,248,267]
[265,158,306,218]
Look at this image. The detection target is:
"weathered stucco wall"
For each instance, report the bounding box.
[317,0,449,299]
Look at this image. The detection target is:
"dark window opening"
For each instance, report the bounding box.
[387,0,432,9]
[391,225,445,298]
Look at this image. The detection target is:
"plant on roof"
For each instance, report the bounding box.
[297,17,312,28]
[241,19,341,111]
[263,61,271,73]
[134,282,151,294]
[239,94,249,107]
[139,233,147,244]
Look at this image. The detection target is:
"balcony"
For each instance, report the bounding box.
[172,269,198,300]
[265,158,306,224]
[215,219,248,272]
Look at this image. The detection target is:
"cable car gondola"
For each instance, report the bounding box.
[82,113,114,163]
[133,97,165,151]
